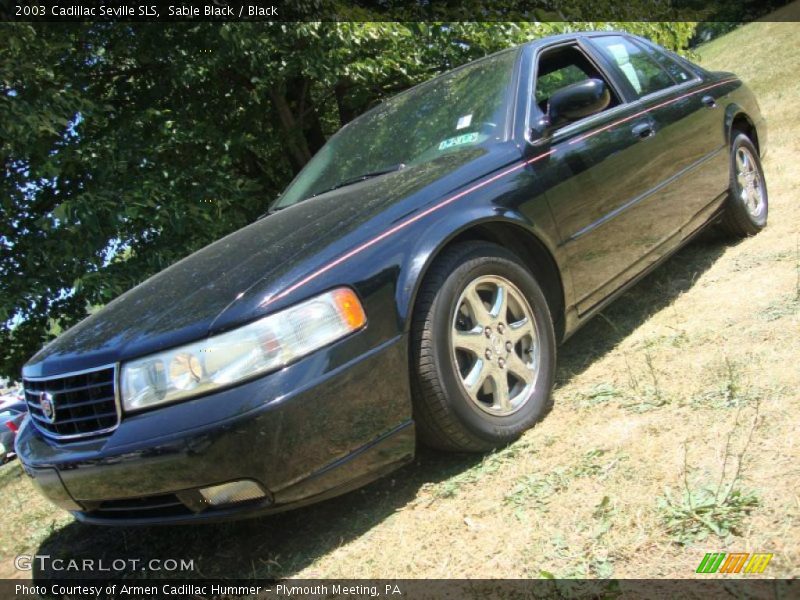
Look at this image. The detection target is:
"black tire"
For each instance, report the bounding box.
[410,241,556,452]
[720,132,768,237]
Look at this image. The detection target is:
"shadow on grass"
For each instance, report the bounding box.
[556,227,730,383]
[32,228,732,581]
[32,449,482,581]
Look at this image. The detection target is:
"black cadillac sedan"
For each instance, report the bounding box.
[17,32,767,524]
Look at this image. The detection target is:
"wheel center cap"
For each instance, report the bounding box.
[490,333,505,356]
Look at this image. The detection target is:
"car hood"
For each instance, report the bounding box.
[23,145,520,378]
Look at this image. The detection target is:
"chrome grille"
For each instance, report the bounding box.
[24,366,120,440]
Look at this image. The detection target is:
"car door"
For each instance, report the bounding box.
[632,37,731,228]
[529,40,681,315]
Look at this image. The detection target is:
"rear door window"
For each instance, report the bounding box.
[591,35,675,97]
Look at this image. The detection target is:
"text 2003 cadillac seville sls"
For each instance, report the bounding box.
[18,32,767,524]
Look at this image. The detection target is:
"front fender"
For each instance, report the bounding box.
[393,205,564,332]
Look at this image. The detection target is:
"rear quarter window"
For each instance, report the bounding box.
[645,45,695,84]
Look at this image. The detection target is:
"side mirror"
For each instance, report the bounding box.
[546,78,611,130]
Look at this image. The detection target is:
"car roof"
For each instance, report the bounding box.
[320,31,644,142]
[521,30,638,51]
[406,30,641,89]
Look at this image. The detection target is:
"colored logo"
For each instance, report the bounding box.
[38,392,56,423]
[696,553,773,574]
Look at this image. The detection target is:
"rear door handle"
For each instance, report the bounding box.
[701,95,717,108]
[631,122,655,139]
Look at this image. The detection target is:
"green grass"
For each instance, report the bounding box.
[504,449,618,511]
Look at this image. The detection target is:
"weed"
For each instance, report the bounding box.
[537,498,617,579]
[504,471,570,511]
[591,495,615,541]
[559,556,615,579]
[643,325,691,348]
[659,400,761,544]
[504,449,613,510]
[760,296,800,321]
[662,329,690,348]
[659,485,759,544]
[431,442,536,500]
[690,356,761,409]
[621,351,668,412]
[571,383,622,407]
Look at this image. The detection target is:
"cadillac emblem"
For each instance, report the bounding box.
[39,392,56,423]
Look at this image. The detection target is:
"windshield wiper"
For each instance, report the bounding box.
[311,163,406,198]
[263,163,406,218]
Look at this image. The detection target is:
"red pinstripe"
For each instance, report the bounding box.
[569,78,737,145]
[261,78,737,309]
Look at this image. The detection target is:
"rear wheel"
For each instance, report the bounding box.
[410,241,556,452]
[720,132,768,237]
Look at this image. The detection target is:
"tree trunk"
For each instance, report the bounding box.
[268,87,312,172]
[286,76,327,156]
[334,81,358,125]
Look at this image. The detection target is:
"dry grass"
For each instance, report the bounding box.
[1,13,798,581]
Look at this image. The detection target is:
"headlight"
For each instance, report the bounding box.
[120,287,366,412]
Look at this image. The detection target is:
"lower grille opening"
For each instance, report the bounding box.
[90,494,194,519]
[83,485,271,520]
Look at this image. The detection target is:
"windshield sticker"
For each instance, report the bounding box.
[438,132,479,151]
[456,114,473,130]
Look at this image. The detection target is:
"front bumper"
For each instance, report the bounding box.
[16,334,414,524]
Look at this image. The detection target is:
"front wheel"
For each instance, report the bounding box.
[720,132,768,237]
[410,241,556,452]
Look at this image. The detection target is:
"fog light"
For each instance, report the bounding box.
[198,481,266,507]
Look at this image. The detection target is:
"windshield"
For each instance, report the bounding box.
[273,48,520,209]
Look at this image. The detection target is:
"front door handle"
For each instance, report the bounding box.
[701,95,717,108]
[631,122,655,139]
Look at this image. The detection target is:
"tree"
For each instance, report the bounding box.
[0,21,695,379]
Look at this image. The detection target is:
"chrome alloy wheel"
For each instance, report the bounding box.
[735,146,765,218]
[451,275,540,416]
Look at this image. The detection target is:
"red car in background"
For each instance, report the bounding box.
[0,400,27,463]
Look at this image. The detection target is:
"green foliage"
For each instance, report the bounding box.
[571,382,622,407]
[690,357,767,410]
[504,448,612,511]
[0,22,695,378]
[430,442,528,499]
[659,485,759,544]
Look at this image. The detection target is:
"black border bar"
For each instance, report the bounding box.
[3,578,797,600]
[2,0,800,22]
